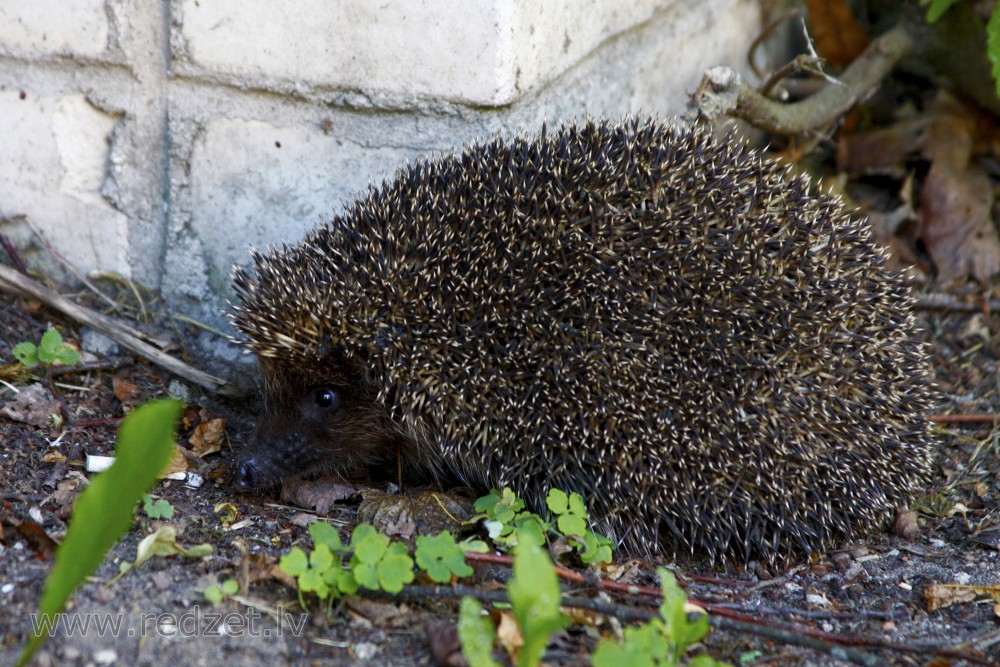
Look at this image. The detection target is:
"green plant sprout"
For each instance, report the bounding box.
[12,328,80,368]
[18,399,182,667]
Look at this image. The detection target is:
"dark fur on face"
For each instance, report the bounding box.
[235,355,402,489]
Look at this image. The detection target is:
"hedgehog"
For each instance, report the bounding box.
[230,117,937,564]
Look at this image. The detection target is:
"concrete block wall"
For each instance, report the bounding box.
[0,0,762,358]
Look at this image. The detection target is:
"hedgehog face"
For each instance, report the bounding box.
[235,357,397,489]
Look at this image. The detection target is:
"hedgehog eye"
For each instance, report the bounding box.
[314,388,342,410]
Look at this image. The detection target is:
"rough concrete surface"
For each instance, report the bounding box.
[0,0,762,354]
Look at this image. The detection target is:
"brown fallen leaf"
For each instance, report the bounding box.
[9,515,59,559]
[346,597,406,627]
[162,446,189,476]
[42,451,67,464]
[805,0,870,68]
[838,93,1000,281]
[925,583,977,611]
[836,116,929,176]
[969,529,1000,550]
[112,375,141,403]
[919,114,1000,282]
[424,620,465,667]
[924,582,1000,612]
[1,383,60,428]
[280,476,359,515]
[358,489,473,541]
[269,561,298,589]
[495,609,523,659]
[181,404,208,429]
[188,418,226,457]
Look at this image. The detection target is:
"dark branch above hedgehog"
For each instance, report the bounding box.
[230,117,937,565]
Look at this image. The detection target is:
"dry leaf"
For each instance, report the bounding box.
[358,489,473,540]
[836,117,929,176]
[188,418,225,457]
[805,0,870,68]
[925,583,1000,611]
[268,561,298,589]
[161,447,189,476]
[346,598,405,626]
[10,516,59,559]
[495,609,524,656]
[281,476,359,515]
[424,620,464,667]
[129,525,213,570]
[112,376,141,403]
[1,383,59,428]
[920,115,1000,282]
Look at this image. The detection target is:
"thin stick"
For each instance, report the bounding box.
[0,262,238,395]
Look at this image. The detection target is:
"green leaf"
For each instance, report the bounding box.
[476,487,524,523]
[51,344,81,366]
[351,525,388,589]
[473,489,502,516]
[988,6,1000,99]
[203,586,223,604]
[221,579,239,595]
[545,488,569,514]
[335,568,359,596]
[298,567,329,598]
[310,543,334,572]
[353,560,379,589]
[680,611,711,647]
[628,622,670,659]
[689,655,728,667]
[507,541,566,667]
[458,597,500,667]
[512,518,546,547]
[279,547,310,577]
[415,531,475,583]
[556,514,587,537]
[37,329,79,366]
[547,489,588,538]
[11,341,38,367]
[309,521,344,552]
[593,621,670,667]
[349,524,414,592]
[592,638,656,667]
[578,531,614,566]
[143,494,175,519]
[591,566,725,667]
[457,537,491,554]
[351,524,389,562]
[37,329,64,364]
[922,0,960,23]
[376,542,415,593]
[18,399,182,667]
[279,538,356,602]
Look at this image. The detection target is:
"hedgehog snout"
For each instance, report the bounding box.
[237,457,265,489]
[235,428,331,489]
[234,441,296,489]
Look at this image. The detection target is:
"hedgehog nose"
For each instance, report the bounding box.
[237,459,261,489]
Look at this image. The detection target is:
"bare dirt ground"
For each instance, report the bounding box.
[0,263,998,667]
